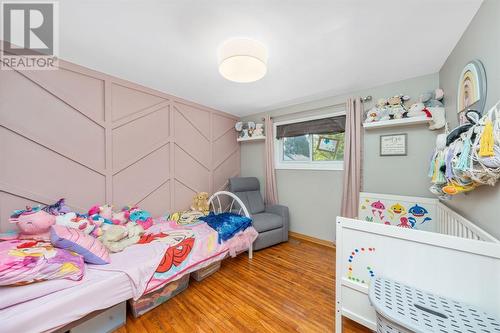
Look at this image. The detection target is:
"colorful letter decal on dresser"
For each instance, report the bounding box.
[347,247,376,285]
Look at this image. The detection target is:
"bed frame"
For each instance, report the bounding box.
[336,192,500,332]
[207,190,253,259]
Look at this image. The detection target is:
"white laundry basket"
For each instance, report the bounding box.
[369,277,500,333]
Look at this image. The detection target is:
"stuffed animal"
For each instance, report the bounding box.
[88,204,113,220]
[387,95,410,119]
[9,207,56,240]
[99,223,144,252]
[428,107,446,130]
[365,98,389,123]
[365,107,381,122]
[128,208,153,230]
[55,212,96,235]
[247,122,256,137]
[253,123,264,137]
[42,198,71,216]
[407,102,432,118]
[111,210,128,225]
[421,88,444,108]
[99,205,113,220]
[191,192,210,215]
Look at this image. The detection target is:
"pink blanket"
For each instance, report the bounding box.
[0,240,84,287]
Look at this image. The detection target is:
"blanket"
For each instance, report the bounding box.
[142,220,228,293]
[199,212,253,242]
[0,240,84,286]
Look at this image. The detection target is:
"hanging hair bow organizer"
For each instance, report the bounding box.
[429,101,500,199]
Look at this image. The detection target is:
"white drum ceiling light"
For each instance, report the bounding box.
[218,38,268,83]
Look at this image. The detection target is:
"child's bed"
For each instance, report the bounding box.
[335,192,500,332]
[0,191,256,333]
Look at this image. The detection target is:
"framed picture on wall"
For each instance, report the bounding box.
[380,134,407,156]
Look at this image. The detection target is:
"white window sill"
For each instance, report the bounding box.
[275,162,344,171]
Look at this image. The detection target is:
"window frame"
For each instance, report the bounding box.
[274,112,346,171]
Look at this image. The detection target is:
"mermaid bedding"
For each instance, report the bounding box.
[141,220,228,293]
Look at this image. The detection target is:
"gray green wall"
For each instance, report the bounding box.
[241,73,439,242]
[439,0,500,240]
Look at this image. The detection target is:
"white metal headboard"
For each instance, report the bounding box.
[207,191,253,259]
[208,191,250,217]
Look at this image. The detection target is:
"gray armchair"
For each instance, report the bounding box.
[229,177,289,250]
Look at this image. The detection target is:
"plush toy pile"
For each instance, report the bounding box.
[0,191,222,286]
[6,200,157,255]
[364,89,446,130]
[428,101,500,199]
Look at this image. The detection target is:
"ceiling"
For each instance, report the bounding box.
[58,0,482,116]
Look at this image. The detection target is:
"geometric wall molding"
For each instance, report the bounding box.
[111,83,167,121]
[0,58,239,231]
[174,102,210,140]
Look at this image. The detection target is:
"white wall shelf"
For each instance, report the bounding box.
[363,116,431,129]
[237,136,266,142]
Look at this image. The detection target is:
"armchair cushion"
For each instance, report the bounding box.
[251,213,283,233]
[229,177,260,192]
[229,177,265,214]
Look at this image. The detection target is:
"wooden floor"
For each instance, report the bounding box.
[115,238,372,333]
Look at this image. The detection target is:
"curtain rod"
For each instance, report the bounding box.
[260,95,372,121]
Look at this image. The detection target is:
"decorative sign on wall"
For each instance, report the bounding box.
[380,133,407,156]
[457,59,487,125]
[317,136,338,153]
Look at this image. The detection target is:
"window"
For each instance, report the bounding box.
[274,113,345,170]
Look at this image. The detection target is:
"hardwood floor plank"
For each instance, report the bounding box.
[116,239,372,333]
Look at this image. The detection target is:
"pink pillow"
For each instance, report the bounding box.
[50,225,110,265]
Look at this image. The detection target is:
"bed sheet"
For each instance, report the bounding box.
[0,269,132,333]
[0,272,84,310]
[0,220,256,332]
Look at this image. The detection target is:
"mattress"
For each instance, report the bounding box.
[0,223,256,332]
[0,269,132,333]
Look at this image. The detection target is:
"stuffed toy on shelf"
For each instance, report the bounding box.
[387,95,410,119]
[364,98,389,123]
[421,88,446,130]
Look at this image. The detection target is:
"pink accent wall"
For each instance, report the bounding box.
[0,59,240,231]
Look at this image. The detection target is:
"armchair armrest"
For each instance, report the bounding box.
[265,204,288,217]
[265,204,289,241]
